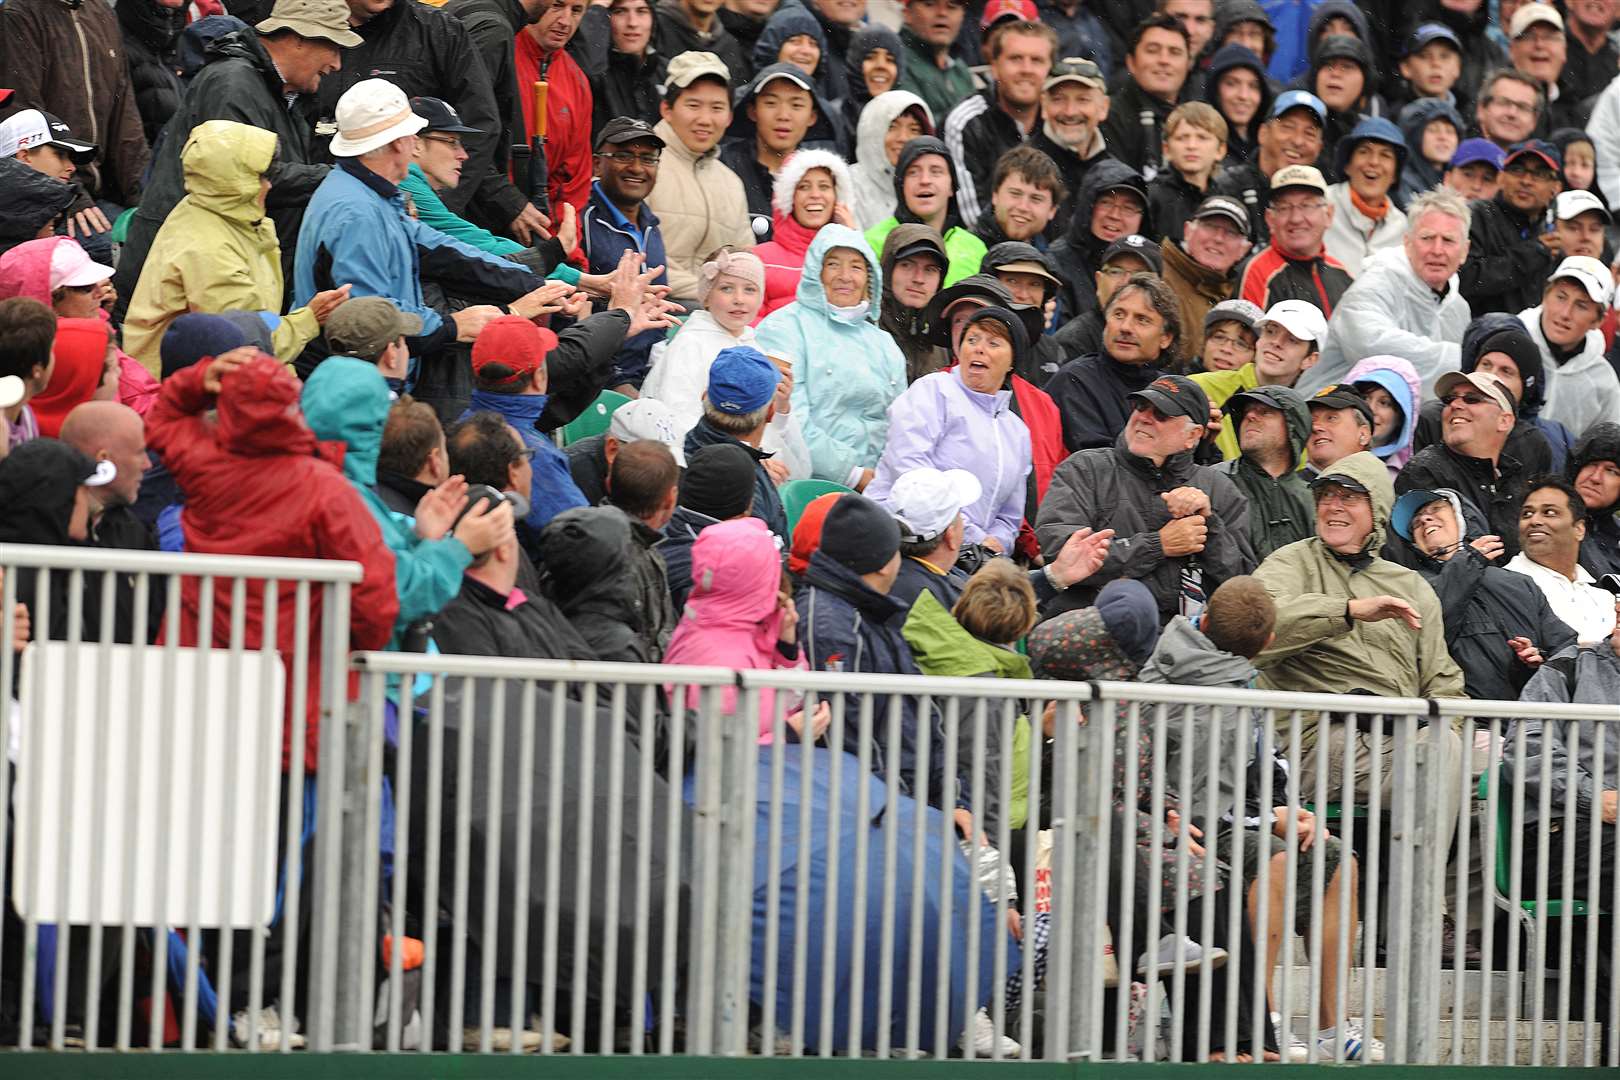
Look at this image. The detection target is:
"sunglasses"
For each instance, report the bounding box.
[1439,392,1496,408]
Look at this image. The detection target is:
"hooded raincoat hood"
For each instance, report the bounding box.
[845,27,906,106]
[793,223,882,318]
[1347,354,1422,474]
[750,6,829,81]
[300,357,391,489]
[0,236,79,307]
[31,319,113,438]
[1228,382,1312,459]
[663,516,807,741]
[771,147,855,223]
[1397,98,1466,202]
[891,135,966,232]
[1050,159,1151,316]
[877,222,948,378]
[850,91,933,232]
[181,119,278,229]
[1569,422,1620,577]
[1305,2,1374,72]
[539,506,650,661]
[0,159,77,257]
[1204,44,1273,160]
[728,62,840,148]
[1314,450,1395,556]
[1570,423,1620,517]
[1138,613,1257,689]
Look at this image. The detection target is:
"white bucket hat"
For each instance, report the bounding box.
[330,79,428,158]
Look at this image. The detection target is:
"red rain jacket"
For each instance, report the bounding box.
[145,355,399,771]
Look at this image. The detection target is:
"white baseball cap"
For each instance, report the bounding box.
[49,239,114,290]
[608,398,687,467]
[0,108,97,159]
[1254,299,1328,345]
[1549,255,1615,306]
[884,467,982,543]
[0,376,25,410]
[330,79,428,158]
[1510,1,1563,38]
[1554,189,1613,225]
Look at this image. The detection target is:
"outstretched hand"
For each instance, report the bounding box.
[1048,526,1114,589]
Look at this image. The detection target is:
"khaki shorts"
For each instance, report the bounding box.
[1211,823,1348,940]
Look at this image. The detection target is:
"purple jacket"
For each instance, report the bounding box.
[867,369,1032,551]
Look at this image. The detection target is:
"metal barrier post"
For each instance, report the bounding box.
[713,680,751,1055]
[1386,711,1443,1063]
[306,581,363,1051]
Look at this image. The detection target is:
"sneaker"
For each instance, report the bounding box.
[1314,1022,1385,1062]
[958,1007,1021,1057]
[232,1005,306,1050]
[1273,1011,1311,1063]
[1135,934,1227,978]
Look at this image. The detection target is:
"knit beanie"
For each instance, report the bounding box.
[159,312,247,379]
[1095,579,1161,665]
[680,443,757,520]
[817,493,901,574]
[788,492,844,573]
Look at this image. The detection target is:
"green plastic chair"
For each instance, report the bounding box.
[779,479,853,536]
[1476,767,1595,919]
[560,389,631,446]
[111,206,137,245]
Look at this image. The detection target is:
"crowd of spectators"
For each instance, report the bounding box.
[1,0,1619,1061]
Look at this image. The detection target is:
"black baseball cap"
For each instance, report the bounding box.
[1191,194,1250,236]
[1100,234,1163,274]
[409,96,481,135]
[595,116,666,152]
[1128,374,1210,426]
[1306,382,1375,427]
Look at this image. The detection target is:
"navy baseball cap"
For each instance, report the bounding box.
[1269,90,1326,125]
[1449,138,1506,171]
[1505,139,1561,174]
[409,96,481,134]
[1405,23,1462,56]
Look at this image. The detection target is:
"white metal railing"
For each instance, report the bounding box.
[1,543,1615,1065]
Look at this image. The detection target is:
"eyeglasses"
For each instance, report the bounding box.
[1439,392,1495,408]
[419,133,465,152]
[1486,95,1538,116]
[1270,200,1327,219]
[1206,330,1255,352]
[1099,265,1135,279]
[598,150,661,167]
[1314,488,1370,508]
[515,447,537,462]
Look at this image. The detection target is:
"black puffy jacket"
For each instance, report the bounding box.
[117,0,186,148]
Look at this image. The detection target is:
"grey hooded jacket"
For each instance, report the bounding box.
[1507,642,1620,827]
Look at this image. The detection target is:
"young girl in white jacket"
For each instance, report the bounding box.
[641,249,813,480]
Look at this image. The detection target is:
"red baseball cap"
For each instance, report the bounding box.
[470,315,558,383]
[980,0,1037,30]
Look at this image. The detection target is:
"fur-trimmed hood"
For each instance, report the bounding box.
[770,147,854,220]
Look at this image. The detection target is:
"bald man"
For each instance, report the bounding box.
[60,402,150,515]
[60,401,162,642]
